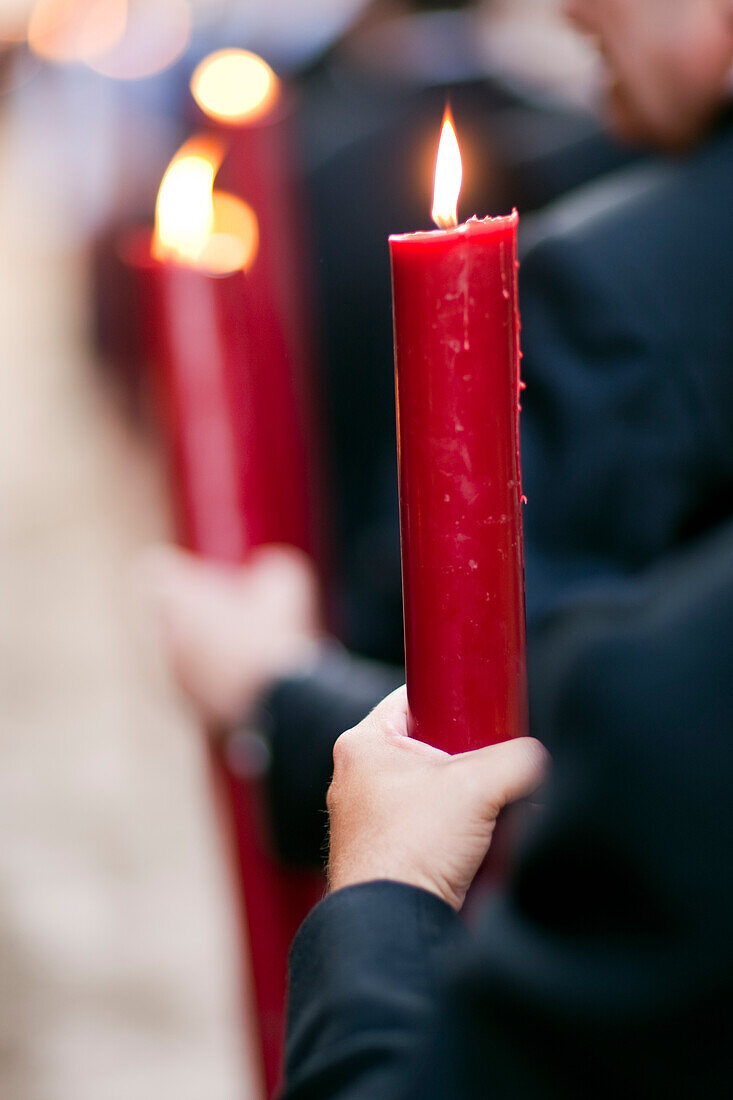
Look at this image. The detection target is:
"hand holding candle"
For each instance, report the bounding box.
[390,110,527,754]
[327,688,548,910]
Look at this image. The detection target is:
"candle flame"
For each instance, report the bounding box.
[431,109,462,230]
[153,138,258,274]
[154,139,219,266]
[199,193,259,275]
[191,48,278,124]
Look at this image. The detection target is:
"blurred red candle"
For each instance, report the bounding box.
[125,136,317,561]
[190,49,315,382]
[390,112,527,754]
[121,134,322,1097]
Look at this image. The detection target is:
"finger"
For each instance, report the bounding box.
[364,685,410,738]
[338,685,409,750]
[455,737,550,813]
[135,544,197,594]
[137,545,239,606]
[333,685,408,755]
[247,543,313,576]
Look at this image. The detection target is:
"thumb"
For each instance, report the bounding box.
[454,737,549,815]
[363,685,410,738]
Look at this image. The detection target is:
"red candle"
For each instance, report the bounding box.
[390,112,527,754]
[121,138,323,1097]
[190,50,315,387]
[122,141,318,563]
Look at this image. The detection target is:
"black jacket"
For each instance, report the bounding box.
[284,517,733,1098]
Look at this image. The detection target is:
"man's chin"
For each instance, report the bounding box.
[604,85,658,148]
[604,85,715,152]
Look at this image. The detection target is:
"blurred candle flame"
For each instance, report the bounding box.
[191,48,278,124]
[153,138,258,274]
[431,109,462,230]
[200,193,259,275]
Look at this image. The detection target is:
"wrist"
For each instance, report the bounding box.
[328,855,463,911]
[254,632,326,700]
[234,634,329,727]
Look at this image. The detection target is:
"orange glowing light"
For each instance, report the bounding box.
[431,109,462,230]
[153,138,258,275]
[28,0,127,63]
[191,48,278,124]
[200,192,259,275]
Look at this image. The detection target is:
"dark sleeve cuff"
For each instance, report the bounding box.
[258,647,403,867]
[284,881,465,1096]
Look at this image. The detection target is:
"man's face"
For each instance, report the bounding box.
[562,0,733,148]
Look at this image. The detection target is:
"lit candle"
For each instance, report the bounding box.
[121,136,317,562]
[190,49,315,383]
[120,137,323,1097]
[390,110,527,754]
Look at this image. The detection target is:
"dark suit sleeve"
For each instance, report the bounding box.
[449,519,733,1098]
[257,648,403,865]
[283,521,733,1099]
[284,882,466,1099]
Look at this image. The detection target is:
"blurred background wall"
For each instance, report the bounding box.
[0,4,262,1096]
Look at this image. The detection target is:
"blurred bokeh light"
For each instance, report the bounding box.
[191,48,278,124]
[153,135,259,274]
[28,0,127,63]
[154,137,220,265]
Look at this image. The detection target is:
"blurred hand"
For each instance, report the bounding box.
[140,544,322,728]
[327,688,549,911]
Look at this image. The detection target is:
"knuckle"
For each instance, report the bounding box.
[518,737,551,775]
[331,727,358,770]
